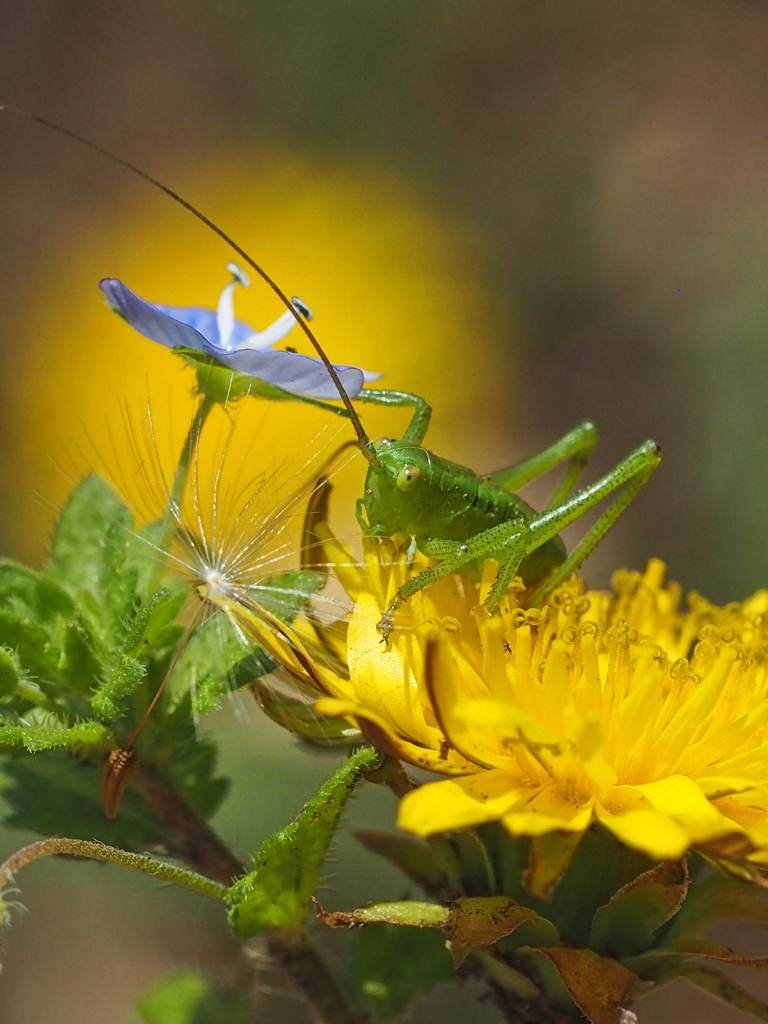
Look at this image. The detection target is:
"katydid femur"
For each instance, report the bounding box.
[1,104,661,639]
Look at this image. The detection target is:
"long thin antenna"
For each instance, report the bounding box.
[0,102,378,464]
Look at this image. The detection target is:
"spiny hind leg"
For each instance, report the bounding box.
[489,421,598,509]
[486,440,662,611]
[376,530,530,639]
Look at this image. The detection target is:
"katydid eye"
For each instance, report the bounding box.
[396,465,421,491]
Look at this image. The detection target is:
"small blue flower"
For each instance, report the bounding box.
[99,263,380,399]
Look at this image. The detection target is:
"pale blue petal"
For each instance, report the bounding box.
[101,273,382,398]
[100,279,209,352]
[153,304,257,350]
[204,344,366,399]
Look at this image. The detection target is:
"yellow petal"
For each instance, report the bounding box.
[597,804,690,859]
[422,631,513,769]
[397,771,525,837]
[636,775,738,843]
[347,592,435,745]
[314,697,477,776]
[314,521,366,601]
[502,786,594,838]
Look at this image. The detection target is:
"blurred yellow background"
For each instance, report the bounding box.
[3,3,768,1022]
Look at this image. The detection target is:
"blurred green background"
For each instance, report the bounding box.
[2,2,768,1021]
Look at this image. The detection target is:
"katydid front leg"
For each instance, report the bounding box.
[357,389,432,444]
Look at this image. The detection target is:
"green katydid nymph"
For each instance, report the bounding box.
[314,387,661,638]
[1,103,661,645]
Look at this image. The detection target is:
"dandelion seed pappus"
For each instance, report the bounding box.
[82,400,362,816]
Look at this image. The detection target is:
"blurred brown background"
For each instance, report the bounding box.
[2,2,768,1021]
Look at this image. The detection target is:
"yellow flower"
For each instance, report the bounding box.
[243,529,768,868]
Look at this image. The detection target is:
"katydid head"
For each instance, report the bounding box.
[359,440,432,537]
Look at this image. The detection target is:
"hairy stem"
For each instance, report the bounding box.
[0,838,228,903]
[133,762,246,887]
[135,762,366,1024]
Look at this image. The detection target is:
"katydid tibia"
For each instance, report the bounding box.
[1,103,661,643]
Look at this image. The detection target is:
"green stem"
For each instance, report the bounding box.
[146,392,215,596]
[0,837,228,903]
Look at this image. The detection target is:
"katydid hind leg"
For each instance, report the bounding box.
[376,529,531,638]
[489,421,597,508]
[486,440,662,610]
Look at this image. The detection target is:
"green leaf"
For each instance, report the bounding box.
[136,970,252,1024]
[90,653,146,719]
[0,648,20,696]
[0,750,168,850]
[348,924,453,1018]
[589,860,689,958]
[164,713,229,820]
[130,691,230,822]
[0,559,40,614]
[61,618,105,695]
[172,613,271,716]
[138,589,188,650]
[47,475,134,611]
[0,610,61,682]
[137,971,208,1024]
[227,746,381,938]
[0,720,112,752]
[250,570,326,621]
[662,868,768,945]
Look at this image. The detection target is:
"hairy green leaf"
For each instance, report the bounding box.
[172,613,270,716]
[47,475,134,620]
[0,721,112,753]
[90,653,146,719]
[227,746,380,938]
[0,559,40,614]
[0,610,61,682]
[61,617,105,698]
